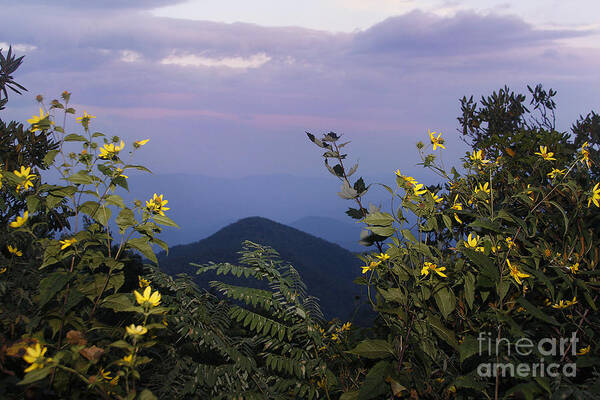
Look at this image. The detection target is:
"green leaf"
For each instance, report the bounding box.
[116,208,136,230]
[26,195,41,214]
[66,171,94,185]
[401,229,416,243]
[43,149,60,167]
[363,212,394,226]
[368,225,395,237]
[547,200,569,236]
[462,249,498,281]
[346,339,395,359]
[138,389,158,400]
[358,361,391,400]
[18,367,52,385]
[39,271,73,308]
[428,313,459,350]
[517,297,559,325]
[434,286,456,319]
[442,214,453,231]
[152,214,179,228]
[464,272,475,310]
[64,133,87,142]
[459,336,479,363]
[339,392,359,400]
[127,237,157,264]
[469,218,502,232]
[105,194,125,208]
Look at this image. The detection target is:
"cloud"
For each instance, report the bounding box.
[1,6,598,178]
[18,0,187,10]
[0,42,37,53]
[160,52,271,69]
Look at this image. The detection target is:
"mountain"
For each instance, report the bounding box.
[288,216,372,252]
[157,216,371,321]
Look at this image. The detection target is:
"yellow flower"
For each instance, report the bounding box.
[375,252,390,261]
[340,322,351,332]
[547,168,566,179]
[534,145,556,161]
[99,141,124,160]
[431,193,443,203]
[145,193,170,216]
[76,110,96,124]
[110,375,120,386]
[59,238,77,250]
[125,324,148,336]
[134,139,149,147]
[588,183,600,208]
[134,286,161,307]
[505,237,516,249]
[27,108,51,132]
[526,184,535,201]
[395,171,417,187]
[507,260,530,285]
[122,353,134,364]
[361,260,381,274]
[317,377,327,390]
[470,150,489,164]
[0,267,7,274]
[580,142,591,168]
[115,168,128,179]
[23,343,52,372]
[567,263,579,274]
[412,183,427,196]
[429,130,445,150]
[421,261,447,278]
[9,211,28,228]
[552,297,577,309]
[138,275,150,288]
[464,233,480,249]
[7,245,22,257]
[475,182,490,195]
[14,166,36,192]
[99,368,112,381]
[577,345,591,356]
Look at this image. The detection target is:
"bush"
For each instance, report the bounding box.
[306,85,600,399]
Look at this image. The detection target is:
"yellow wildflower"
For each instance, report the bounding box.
[23,343,52,372]
[99,368,112,381]
[534,146,556,161]
[99,141,124,160]
[394,170,417,187]
[429,130,445,150]
[145,193,170,216]
[125,324,148,336]
[134,286,161,307]
[552,297,577,309]
[588,183,600,208]
[361,260,381,274]
[110,375,120,386]
[14,166,36,192]
[122,353,133,364]
[475,182,490,195]
[375,252,390,261]
[7,245,22,257]
[507,259,530,285]
[27,108,51,132]
[577,345,591,356]
[412,183,427,196]
[340,322,351,332]
[138,275,150,288]
[421,261,447,278]
[0,267,7,274]
[9,211,28,228]
[134,139,149,148]
[526,184,535,201]
[431,193,443,203]
[59,238,77,250]
[567,263,579,274]
[470,150,489,164]
[547,168,566,179]
[331,333,341,342]
[505,237,516,249]
[76,111,96,125]
[580,142,591,168]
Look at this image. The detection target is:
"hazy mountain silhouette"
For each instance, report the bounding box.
[157,216,371,321]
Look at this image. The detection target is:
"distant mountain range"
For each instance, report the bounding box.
[288,216,371,252]
[157,216,373,322]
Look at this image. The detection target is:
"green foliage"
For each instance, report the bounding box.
[307,85,600,398]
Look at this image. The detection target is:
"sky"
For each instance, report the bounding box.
[1,0,599,179]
